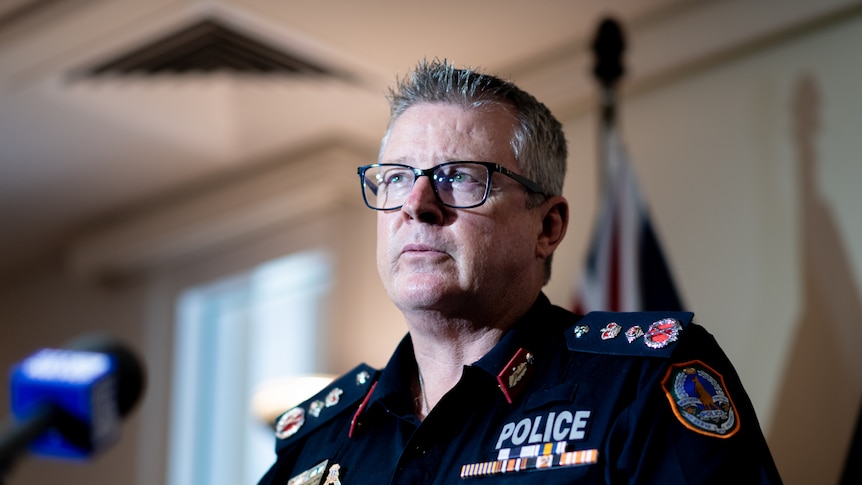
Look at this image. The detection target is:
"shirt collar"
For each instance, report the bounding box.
[363,293,558,418]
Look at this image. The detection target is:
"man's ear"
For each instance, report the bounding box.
[536,195,569,259]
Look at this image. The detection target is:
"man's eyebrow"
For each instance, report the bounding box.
[379,157,409,164]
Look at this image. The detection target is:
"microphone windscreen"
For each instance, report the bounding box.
[65,334,145,417]
[9,335,146,459]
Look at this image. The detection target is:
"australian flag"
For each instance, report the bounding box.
[573,126,684,313]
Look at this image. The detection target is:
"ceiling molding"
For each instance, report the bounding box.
[0,0,64,31]
[65,141,370,281]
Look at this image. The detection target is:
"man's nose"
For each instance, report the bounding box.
[400,175,445,222]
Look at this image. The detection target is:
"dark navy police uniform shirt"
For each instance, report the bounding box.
[258,294,782,484]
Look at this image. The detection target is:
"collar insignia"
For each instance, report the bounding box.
[496,348,535,404]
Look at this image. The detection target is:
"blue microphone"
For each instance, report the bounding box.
[0,335,145,476]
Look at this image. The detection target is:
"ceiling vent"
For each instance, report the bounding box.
[83,18,337,76]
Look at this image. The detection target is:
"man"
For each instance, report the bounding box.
[259,59,781,484]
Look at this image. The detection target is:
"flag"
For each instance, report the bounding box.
[573,126,684,313]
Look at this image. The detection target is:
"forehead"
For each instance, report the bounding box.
[381,103,517,166]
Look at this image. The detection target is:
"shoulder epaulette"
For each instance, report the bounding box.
[566,311,694,358]
[275,363,379,452]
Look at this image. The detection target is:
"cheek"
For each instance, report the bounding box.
[375,217,392,270]
[487,218,537,262]
[463,219,522,267]
[376,213,397,242]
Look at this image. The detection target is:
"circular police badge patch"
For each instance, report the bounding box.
[662,360,739,438]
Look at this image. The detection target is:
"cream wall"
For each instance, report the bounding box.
[1,7,861,485]
[545,10,862,485]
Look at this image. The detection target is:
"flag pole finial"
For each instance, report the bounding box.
[591,17,626,125]
[591,17,626,89]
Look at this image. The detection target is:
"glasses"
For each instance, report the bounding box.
[357,161,545,211]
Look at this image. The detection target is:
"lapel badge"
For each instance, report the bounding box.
[600,322,621,340]
[625,325,644,343]
[275,407,305,439]
[496,348,535,404]
[323,463,342,485]
[356,370,371,385]
[644,318,683,349]
[573,325,590,338]
[325,387,344,407]
[308,400,324,418]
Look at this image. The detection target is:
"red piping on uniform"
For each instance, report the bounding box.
[349,381,377,438]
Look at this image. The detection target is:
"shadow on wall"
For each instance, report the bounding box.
[768,73,862,485]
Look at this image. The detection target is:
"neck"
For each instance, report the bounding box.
[406,301,531,419]
[412,327,504,420]
[402,291,542,419]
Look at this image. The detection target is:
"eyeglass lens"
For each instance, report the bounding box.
[363,163,491,209]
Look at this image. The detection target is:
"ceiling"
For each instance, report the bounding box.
[0,0,796,281]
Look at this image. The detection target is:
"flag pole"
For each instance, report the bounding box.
[591,17,626,191]
[575,18,685,313]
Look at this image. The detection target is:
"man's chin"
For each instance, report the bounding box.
[390,283,462,313]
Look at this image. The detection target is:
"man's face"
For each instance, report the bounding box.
[376,103,545,320]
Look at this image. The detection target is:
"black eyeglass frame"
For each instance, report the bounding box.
[356,161,546,211]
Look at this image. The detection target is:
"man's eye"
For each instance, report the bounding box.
[438,170,468,183]
[454,173,475,183]
[381,170,410,185]
[450,171,484,185]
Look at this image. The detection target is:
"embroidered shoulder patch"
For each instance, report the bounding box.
[661,360,740,438]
